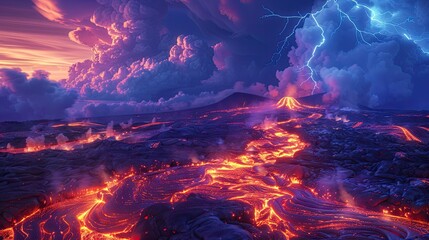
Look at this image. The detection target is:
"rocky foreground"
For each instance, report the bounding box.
[0,93,428,239]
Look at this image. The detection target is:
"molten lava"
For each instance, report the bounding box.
[1,130,103,154]
[131,121,171,130]
[394,125,422,143]
[52,122,104,128]
[352,121,363,128]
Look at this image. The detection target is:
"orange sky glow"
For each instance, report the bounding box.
[0,2,91,80]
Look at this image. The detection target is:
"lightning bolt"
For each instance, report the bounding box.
[262,0,429,94]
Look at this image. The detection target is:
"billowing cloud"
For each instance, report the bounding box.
[0,68,77,121]
[63,0,171,100]
[33,0,314,104]
[269,0,429,109]
[116,35,216,101]
[68,26,111,47]
[28,0,429,113]
[66,34,215,101]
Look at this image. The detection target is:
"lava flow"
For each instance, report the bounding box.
[394,125,423,143]
[1,94,429,239]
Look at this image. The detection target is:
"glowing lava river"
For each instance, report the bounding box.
[0,93,428,239]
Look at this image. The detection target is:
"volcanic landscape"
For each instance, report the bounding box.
[0,93,428,240]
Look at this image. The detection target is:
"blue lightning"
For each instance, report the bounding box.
[262,0,429,94]
[261,1,331,93]
[303,11,326,93]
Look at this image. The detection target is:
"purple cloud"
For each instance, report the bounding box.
[26,0,429,114]
[0,68,77,121]
[68,26,111,47]
[31,0,295,104]
[116,35,216,101]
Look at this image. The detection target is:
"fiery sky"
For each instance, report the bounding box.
[0,0,91,80]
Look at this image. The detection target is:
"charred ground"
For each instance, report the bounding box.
[0,93,428,239]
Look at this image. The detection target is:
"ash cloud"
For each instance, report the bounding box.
[0,68,77,121]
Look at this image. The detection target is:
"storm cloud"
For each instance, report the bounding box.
[32,0,314,104]
[0,68,77,121]
[22,0,429,119]
[269,0,429,109]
